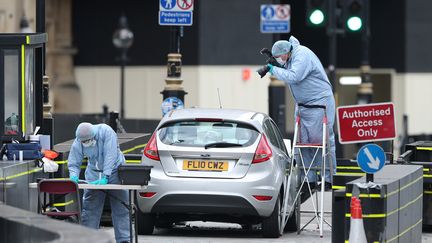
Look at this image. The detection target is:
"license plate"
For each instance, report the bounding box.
[182,160,228,171]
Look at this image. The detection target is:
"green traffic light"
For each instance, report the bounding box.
[309,9,324,25]
[347,16,363,31]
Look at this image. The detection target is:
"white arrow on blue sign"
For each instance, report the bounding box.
[356,144,386,174]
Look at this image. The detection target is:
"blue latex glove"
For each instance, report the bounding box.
[70,175,79,183]
[89,176,108,185]
[267,64,274,74]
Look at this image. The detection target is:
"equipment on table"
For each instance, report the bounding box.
[118,164,152,185]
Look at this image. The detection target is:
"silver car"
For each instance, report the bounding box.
[137,108,299,238]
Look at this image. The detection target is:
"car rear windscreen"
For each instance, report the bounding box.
[158,121,259,147]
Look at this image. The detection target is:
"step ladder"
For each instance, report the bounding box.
[280,104,333,237]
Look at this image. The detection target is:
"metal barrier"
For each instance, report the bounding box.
[0,160,48,212]
[332,164,423,243]
[0,203,112,243]
[399,141,432,227]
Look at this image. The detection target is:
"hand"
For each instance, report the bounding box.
[70,175,79,183]
[89,176,108,185]
[267,57,280,67]
[267,64,274,74]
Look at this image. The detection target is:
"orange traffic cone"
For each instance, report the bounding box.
[348,196,367,243]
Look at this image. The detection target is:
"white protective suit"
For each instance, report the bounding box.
[271,36,336,183]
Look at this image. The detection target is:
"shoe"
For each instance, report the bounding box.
[309,182,317,191]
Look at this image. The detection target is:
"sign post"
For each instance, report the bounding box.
[260,4,290,137]
[337,102,396,182]
[159,0,193,110]
[260,4,291,34]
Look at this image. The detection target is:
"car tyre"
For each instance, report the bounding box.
[137,210,155,235]
[262,196,281,238]
[284,197,300,232]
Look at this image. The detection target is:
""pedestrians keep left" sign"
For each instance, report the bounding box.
[260,4,291,33]
[159,0,194,26]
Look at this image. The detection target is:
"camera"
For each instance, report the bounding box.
[257,48,282,78]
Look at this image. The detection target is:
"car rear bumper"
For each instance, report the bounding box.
[151,194,259,216]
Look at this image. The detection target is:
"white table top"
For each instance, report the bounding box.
[29,182,146,190]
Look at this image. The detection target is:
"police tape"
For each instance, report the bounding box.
[0,144,147,181]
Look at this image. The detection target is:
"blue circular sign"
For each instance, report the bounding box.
[262,6,275,20]
[356,144,386,174]
[161,97,184,116]
[161,0,175,10]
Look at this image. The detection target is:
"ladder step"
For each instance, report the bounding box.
[298,166,323,170]
[297,143,322,146]
[295,144,324,148]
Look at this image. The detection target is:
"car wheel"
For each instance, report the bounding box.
[284,197,300,232]
[137,210,155,235]
[262,196,281,238]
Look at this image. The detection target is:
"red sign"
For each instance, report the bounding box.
[242,68,251,81]
[177,0,193,10]
[337,103,396,144]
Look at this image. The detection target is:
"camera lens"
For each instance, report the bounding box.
[257,65,270,78]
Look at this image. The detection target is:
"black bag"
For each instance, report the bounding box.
[4,143,43,160]
[118,164,152,185]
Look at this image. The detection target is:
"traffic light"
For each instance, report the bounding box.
[344,0,364,32]
[306,0,327,27]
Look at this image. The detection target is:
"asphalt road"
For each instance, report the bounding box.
[102,220,432,243]
[101,191,432,242]
[102,220,333,243]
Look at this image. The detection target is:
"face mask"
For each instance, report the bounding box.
[82,138,96,148]
[275,57,285,66]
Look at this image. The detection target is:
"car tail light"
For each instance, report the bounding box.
[252,134,272,164]
[144,132,159,161]
[139,192,156,198]
[253,195,273,201]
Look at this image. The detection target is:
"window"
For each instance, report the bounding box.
[269,120,288,154]
[4,49,19,135]
[263,120,280,149]
[159,121,259,147]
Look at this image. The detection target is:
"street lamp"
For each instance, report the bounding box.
[112,14,133,118]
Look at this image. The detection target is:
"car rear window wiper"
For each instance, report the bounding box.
[204,142,243,149]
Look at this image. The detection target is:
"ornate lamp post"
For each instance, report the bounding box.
[112,14,134,118]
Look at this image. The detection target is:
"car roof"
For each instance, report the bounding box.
[157,108,267,131]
